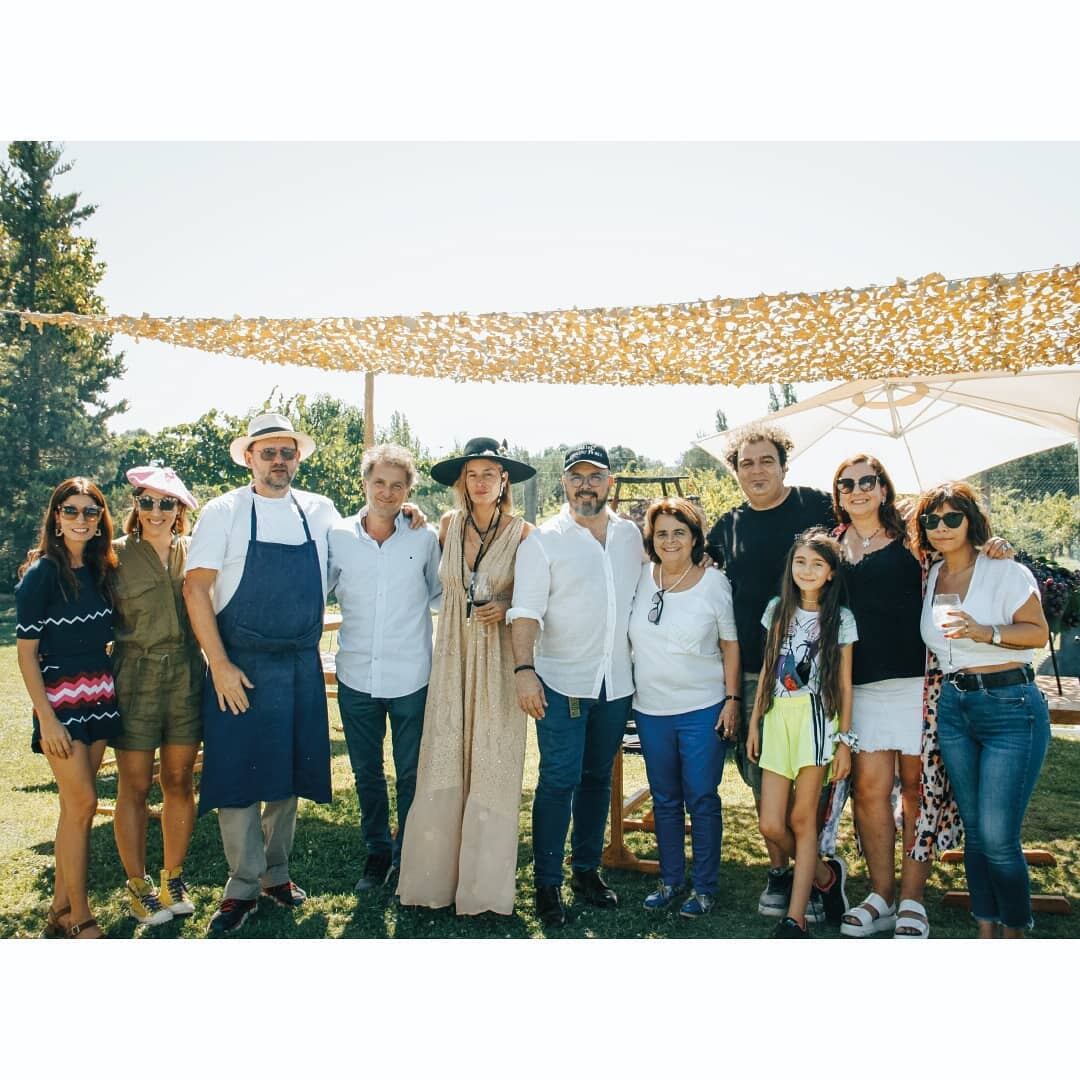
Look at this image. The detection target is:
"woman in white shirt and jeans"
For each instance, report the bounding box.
[628,498,741,918]
[914,481,1050,938]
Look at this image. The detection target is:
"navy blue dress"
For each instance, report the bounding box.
[15,558,120,752]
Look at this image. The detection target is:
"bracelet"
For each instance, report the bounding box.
[721,695,742,703]
[834,730,860,753]
[513,664,536,675]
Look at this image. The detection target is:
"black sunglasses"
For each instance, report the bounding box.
[256,446,298,461]
[136,495,179,512]
[836,474,880,495]
[648,590,665,625]
[59,505,102,521]
[920,511,966,530]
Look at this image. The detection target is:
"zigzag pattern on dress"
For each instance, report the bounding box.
[17,608,112,635]
[59,709,121,726]
[46,674,117,707]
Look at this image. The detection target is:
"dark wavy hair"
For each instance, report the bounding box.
[19,477,118,603]
[642,497,706,565]
[723,422,795,472]
[831,453,907,540]
[908,480,991,562]
[123,486,191,538]
[757,528,847,720]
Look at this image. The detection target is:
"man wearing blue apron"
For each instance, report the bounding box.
[184,413,339,935]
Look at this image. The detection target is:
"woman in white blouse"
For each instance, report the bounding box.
[913,481,1049,939]
[628,498,740,918]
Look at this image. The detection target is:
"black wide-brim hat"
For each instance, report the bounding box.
[429,437,537,487]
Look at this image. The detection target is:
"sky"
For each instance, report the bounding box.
[39,141,1080,465]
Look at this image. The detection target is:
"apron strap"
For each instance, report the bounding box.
[247,489,315,543]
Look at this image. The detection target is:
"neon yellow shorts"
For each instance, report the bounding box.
[759,693,837,781]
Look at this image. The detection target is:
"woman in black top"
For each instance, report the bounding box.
[15,478,120,939]
[832,454,931,938]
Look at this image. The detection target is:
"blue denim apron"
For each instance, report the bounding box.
[198,494,331,814]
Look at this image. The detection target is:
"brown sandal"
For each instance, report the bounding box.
[42,904,71,939]
[66,917,102,938]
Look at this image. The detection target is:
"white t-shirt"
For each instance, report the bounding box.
[921,554,1039,672]
[186,485,341,613]
[762,598,858,698]
[628,565,738,715]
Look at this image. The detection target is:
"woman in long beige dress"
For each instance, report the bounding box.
[397,438,535,915]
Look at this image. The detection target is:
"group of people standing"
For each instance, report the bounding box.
[14,412,1053,939]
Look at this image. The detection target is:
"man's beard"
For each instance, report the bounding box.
[264,469,292,490]
[571,491,607,517]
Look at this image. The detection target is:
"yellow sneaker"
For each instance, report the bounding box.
[126,875,173,926]
[160,867,195,916]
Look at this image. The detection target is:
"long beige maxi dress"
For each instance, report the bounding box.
[396,510,528,915]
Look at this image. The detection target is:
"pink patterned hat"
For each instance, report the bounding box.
[125,465,199,510]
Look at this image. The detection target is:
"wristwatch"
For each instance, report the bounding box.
[991,625,1003,646]
[835,730,860,753]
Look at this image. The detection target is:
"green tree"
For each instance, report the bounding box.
[0,142,125,585]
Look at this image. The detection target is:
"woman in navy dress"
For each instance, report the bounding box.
[15,478,120,939]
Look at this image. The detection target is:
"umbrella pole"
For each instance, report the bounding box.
[1049,631,1063,695]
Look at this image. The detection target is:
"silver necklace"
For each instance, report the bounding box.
[851,523,883,550]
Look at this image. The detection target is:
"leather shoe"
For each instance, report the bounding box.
[535,884,566,928]
[569,868,618,908]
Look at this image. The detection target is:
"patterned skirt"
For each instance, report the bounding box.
[31,650,121,753]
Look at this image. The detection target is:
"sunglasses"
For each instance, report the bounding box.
[836,474,881,495]
[648,590,665,625]
[256,446,298,461]
[136,495,179,512]
[59,505,103,521]
[920,511,966,530]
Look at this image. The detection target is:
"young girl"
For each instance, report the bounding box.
[747,529,857,938]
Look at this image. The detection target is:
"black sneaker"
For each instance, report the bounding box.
[206,898,257,935]
[569,868,618,908]
[354,853,395,893]
[815,855,849,926]
[771,915,811,939]
[261,880,307,909]
[758,867,792,916]
[535,884,567,928]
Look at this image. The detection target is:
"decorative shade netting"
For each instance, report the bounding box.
[5,265,1080,386]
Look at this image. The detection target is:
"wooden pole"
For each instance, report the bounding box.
[364,371,375,449]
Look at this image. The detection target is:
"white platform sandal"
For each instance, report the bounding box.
[894,898,930,939]
[840,892,897,937]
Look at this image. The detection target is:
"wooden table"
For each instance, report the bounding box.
[1037,674,1080,725]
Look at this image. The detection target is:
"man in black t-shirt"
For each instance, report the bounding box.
[705,423,841,923]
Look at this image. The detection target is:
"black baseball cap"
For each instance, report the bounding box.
[563,443,610,471]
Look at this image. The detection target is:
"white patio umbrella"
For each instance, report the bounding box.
[695,367,1080,494]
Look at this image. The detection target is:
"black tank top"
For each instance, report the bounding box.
[842,537,926,685]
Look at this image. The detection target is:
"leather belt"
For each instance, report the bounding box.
[947,665,1035,692]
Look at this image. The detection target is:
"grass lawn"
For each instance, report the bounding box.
[1,602,1077,939]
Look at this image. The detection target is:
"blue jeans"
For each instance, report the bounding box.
[937,678,1049,930]
[532,681,632,887]
[635,704,727,894]
[337,680,427,863]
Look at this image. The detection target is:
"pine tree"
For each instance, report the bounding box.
[0,142,125,584]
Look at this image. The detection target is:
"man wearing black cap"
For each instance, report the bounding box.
[508,443,645,928]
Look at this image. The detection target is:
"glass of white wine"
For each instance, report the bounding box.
[470,571,493,622]
[933,592,961,666]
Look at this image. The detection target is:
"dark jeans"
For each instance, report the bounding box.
[337,680,427,863]
[635,703,727,894]
[937,678,1049,930]
[532,681,631,888]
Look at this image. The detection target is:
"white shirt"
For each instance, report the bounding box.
[921,554,1039,672]
[508,505,644,699]
[327,508,442,698]
[629,565,738,715]
[762,598,858,698]
[186,485,340,613]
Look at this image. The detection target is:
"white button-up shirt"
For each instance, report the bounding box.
[327,508,442,698]
[508,504,644,700]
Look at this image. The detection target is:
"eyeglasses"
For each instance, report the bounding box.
[256,447,298,461]
[648,590,665,625]
[566,472,609,489]
[920,511,966,530]
[836,474,880,495]
[59,505,102,521]
[136,495,179,512]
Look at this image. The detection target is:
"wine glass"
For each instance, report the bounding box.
[933,592,961,666]
[470,571,493,621]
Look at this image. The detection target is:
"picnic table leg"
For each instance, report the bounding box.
[601,752,659,874]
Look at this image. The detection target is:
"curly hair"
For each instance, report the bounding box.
[908,480,991,562]
[361,443,419,489]
[723,422,795,472]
